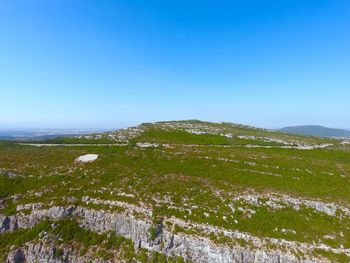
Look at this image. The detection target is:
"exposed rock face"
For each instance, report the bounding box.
[1,206,326,263]
[6,242,107,263]
[75,208,302,262]
[1,206,75,233]
[231,193,350,217]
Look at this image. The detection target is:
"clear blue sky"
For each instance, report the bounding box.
[1,0,349,129]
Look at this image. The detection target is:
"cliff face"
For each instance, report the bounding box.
[7,243,103,263]
[2,206,315,263]
[6,243,289,263]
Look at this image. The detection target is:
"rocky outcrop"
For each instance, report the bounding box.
[231,193,350,217]
[74,208,304,262]
[6,242,108,263]
[1,205,330,263]
[1,206,75,233]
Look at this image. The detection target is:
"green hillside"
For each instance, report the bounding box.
[1,120,350,262]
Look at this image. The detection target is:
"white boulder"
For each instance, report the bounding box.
[75,154,98,163]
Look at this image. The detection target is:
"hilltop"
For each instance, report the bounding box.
[1,120,350,262]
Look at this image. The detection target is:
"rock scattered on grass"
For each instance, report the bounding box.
[75,154,98,163]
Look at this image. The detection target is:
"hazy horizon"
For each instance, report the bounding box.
[1,1,349,129]
[0,119,350,132]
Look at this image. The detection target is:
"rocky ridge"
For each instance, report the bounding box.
[2,201,348,263]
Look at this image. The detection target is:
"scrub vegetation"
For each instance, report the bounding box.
[1,120,350,262]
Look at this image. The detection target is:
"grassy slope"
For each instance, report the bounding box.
[1,120,350,261]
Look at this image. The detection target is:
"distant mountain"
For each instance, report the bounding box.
[279,125,350,138]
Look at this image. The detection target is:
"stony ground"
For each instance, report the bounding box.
[1,120,350,262]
